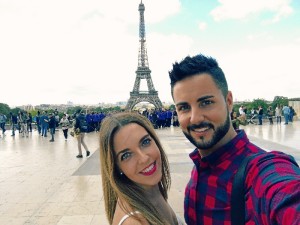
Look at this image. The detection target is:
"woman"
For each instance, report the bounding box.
[99,112,185,225]
[230,110,240,130]
[18,111,29,137]
[267,106,274,125]
[60,114,70,140]
[275,105,282,124]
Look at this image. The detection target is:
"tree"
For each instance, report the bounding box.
[272,96,288,108]
[0,103,11,116]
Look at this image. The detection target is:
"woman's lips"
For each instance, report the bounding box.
[140,162,156,176]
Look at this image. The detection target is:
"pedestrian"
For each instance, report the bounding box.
[168,53,300,224]
[257,105,264,125]
[48,113,56,142]
[275,104,282,124]
[0,113,7,136]
[27,112,33,132]
[54,111,60,129]
[289,106,295,122]
[99,112,185,225]
[267,106,273,125]
[18,111,29,137]
[230,110,240,130]
[282,105,290,125]
[35,111,41,135]
[40,111,49,137]
[60,113,70,140]
[74,110,90,158]
[9,112,18,136]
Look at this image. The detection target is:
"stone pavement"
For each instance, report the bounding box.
[0,120,299,225]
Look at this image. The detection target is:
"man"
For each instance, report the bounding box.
[40,111,49,137]
[74,110,90,158]
[9,112,18,136]
[35,111,41,135]
[257,105,264,125]
[168,54,300,224]
[0,113,7,136]
[48,113,56,142]
[282,105,290,125]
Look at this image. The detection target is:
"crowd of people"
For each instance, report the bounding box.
[230,104,296,129]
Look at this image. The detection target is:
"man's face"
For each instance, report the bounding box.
[173,74,236,156]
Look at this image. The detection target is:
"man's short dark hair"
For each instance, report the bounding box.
[169,54,228,98]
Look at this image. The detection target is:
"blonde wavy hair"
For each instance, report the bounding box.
[99,111,171,225]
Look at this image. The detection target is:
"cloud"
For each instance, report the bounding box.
[198,21,207,31]
[0,0,182,106]
[210,0,293,23]
[218,43,300,101]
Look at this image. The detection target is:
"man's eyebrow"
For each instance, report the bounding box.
[175,101,187,107]
[175,95,214,107]
[197,95,214,102]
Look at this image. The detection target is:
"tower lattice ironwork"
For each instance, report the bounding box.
[125,0,163,110]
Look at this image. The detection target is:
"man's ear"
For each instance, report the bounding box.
[226,91,233,112]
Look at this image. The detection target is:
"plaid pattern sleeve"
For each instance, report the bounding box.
[184,130,300,225]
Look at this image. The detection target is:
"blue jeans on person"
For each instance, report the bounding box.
[41,124,48,136]
[50,127,55,141]
[37,123,41,134]
[258,115,263,125]
[11,123,16,135]
[284,114,289,124]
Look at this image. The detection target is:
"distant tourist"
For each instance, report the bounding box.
[267,106,274,125]
[0,113,7,136]
[275,105,282,124]
[48,113,56,142]
[282,105,290,125]
[74,110,90,158]
[258,105,264,125]
[60,114,70,141]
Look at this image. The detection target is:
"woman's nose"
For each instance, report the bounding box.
[137,150,149,164]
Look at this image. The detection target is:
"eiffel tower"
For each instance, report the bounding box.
[125,0,163,110]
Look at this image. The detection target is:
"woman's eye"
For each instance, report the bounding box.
[141,137,151,147]
[120,152,131,161]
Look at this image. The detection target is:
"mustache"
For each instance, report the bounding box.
[188,122,214,131]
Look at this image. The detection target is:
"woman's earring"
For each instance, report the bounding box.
[120,172,123,175]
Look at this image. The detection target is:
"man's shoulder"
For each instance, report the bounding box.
[246,151,299,181]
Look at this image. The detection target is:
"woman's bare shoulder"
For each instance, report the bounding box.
[112,200,149,225]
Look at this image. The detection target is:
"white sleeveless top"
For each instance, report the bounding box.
[118,211,185,225]
[118,211,139,225]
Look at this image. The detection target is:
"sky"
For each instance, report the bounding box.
[1,0,300,108]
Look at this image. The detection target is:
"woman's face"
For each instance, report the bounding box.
[113,123,162,189]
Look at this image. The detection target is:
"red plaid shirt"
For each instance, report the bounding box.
[184,130,300,225]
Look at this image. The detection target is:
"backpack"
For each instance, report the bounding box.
[78,114,88,133]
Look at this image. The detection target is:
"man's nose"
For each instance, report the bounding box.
[190,107,205,124]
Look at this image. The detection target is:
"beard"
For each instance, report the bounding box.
[183,110,231,150]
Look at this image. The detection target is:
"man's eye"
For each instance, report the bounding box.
[201,100,213,107]
[120,152,131,161]
[177,105,190,112]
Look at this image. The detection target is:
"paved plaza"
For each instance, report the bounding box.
[0,120,299,225]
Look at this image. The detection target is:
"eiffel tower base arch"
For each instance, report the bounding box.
[125,92,163,111]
